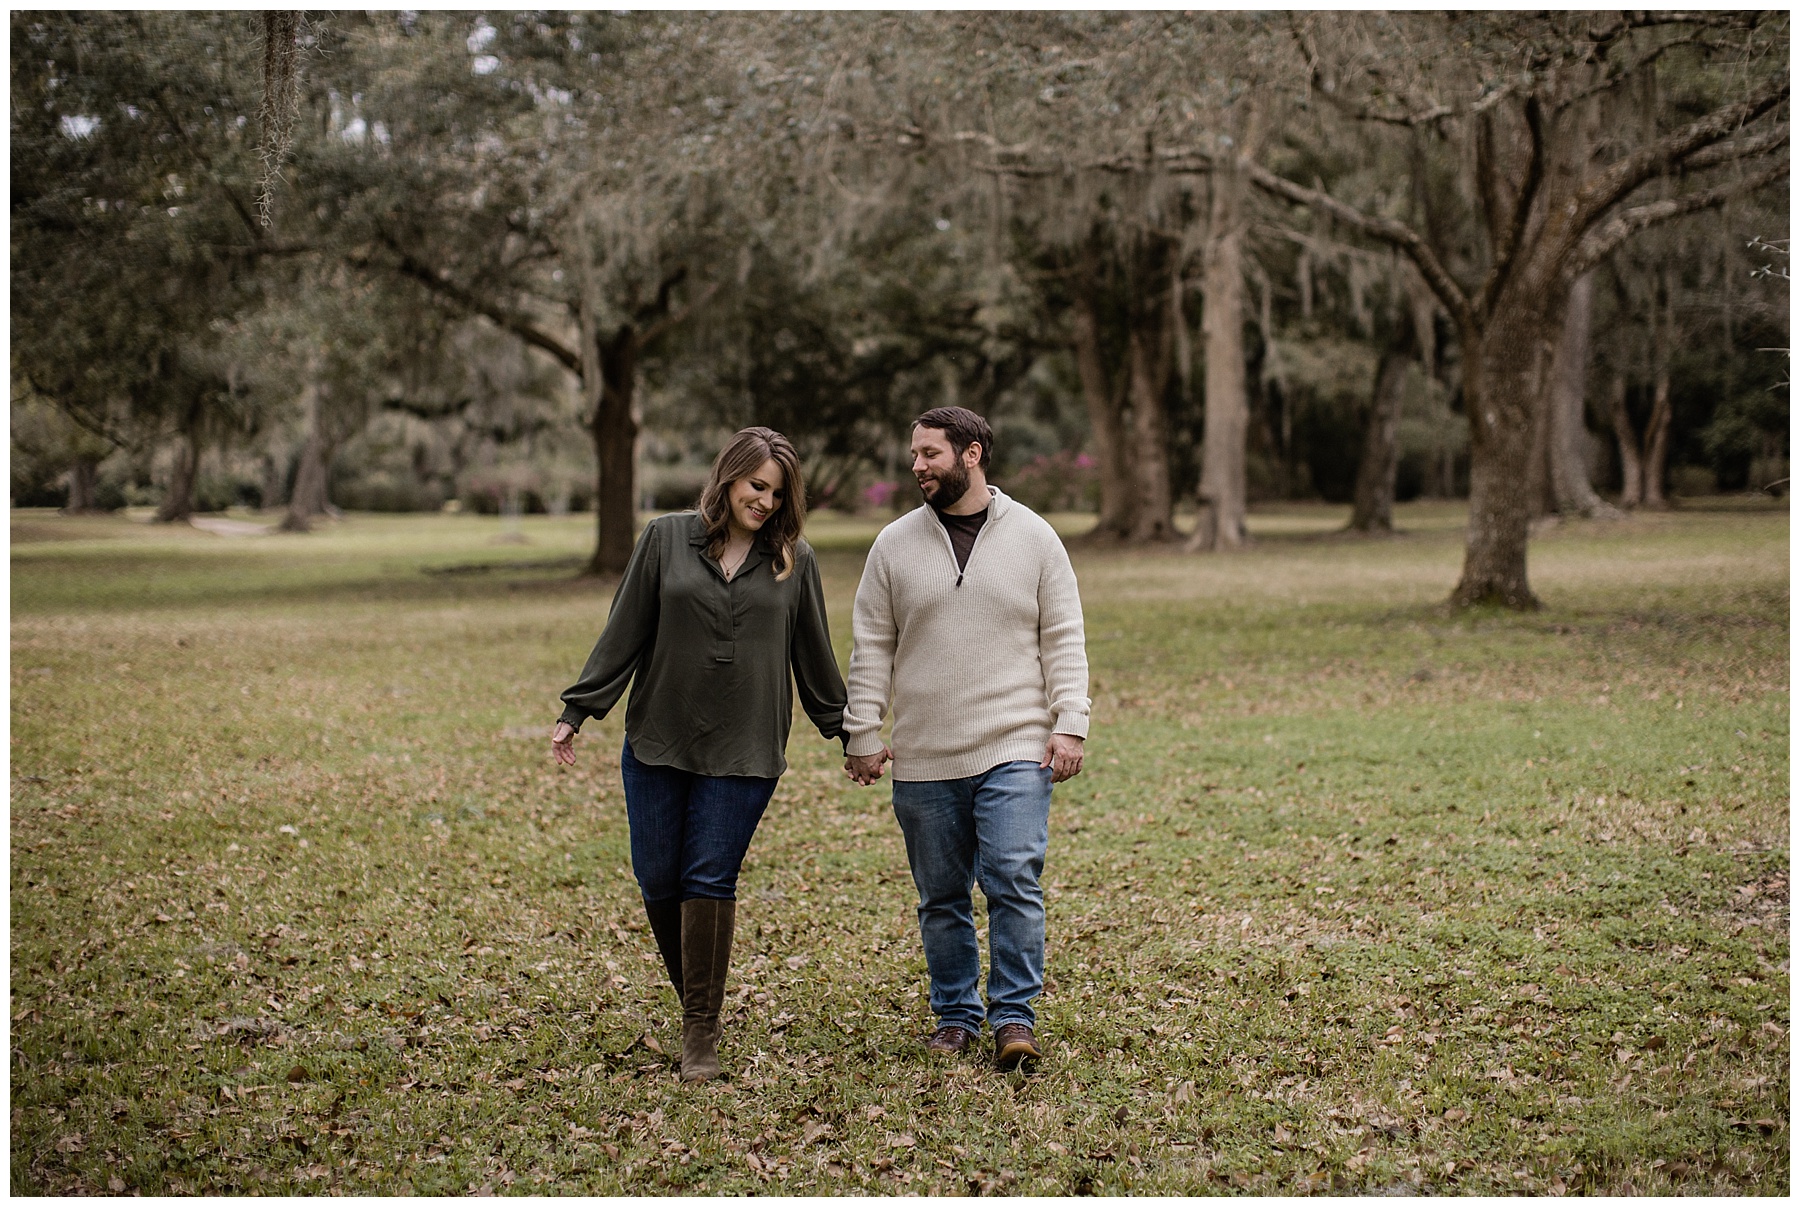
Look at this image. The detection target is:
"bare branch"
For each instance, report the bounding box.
[1569,157,1790,279]
[1573,75,1789,234]
[1561,34,1706,109]
[1588,10,1754,51]
[1292,19,1458,128]
[1247,162,1474,333]
[1479,95,1547,317]
[1683,123,1790,171]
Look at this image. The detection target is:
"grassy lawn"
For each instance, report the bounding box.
[11,500,1788,1194]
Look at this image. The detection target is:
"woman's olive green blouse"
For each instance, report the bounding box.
[558,512,846,778]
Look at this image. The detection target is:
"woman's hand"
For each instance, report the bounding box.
[845,746,891,786]
[551,722,577,766]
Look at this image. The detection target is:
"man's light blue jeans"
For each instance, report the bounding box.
[891,760,1053,1035]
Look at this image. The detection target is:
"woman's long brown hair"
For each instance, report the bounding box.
[695,427,807,582]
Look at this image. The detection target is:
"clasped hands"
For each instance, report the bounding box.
[843,733,1084,785]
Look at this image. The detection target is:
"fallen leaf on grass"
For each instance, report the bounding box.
[54,1133,83,1153]
[889,1133,916,1149]
[1443,1108,1467,1123]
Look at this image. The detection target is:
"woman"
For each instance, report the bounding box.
[551,427,845,1082]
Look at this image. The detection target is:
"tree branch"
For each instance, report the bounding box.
[1246,161,1474,333]
[358,241,580,374]
[145,87,265,243]
[1588,10,1753,51]
[1478,95,1547,318]
[639,280,720,347]
[1683,123,1790,171]
[1290,16,1457,128]
[1573,75,1789,234]
[1568,156,1790,279]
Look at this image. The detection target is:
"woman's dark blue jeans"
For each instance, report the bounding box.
[621,739,778,905]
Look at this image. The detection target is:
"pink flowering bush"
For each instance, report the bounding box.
[1001,450,1099,513]
[862,479,900,510]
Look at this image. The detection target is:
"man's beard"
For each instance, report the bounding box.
[919,460,972,512]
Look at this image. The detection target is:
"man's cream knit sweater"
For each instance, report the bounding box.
[843,486,1091,782]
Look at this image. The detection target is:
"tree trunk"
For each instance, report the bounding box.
[1641,272,1674,509]
[1191,216,1249,551]
[1525,375,1555,519]
[1069,279,1135,540]
[260,452,286,512]
[281,434,334,532]
[154,421,200,523]
[63,457,99,513]
[1608,375,1644,507]
[281,364,333,533]
[1450,301,1557,609]
[1348,345,1409,533]
[585,320,640,576]
[1547,271,1619,518]
[1124,250,1176,541]
[1642,368,1673,509]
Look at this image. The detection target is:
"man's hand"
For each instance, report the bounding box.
[1041,733,1084,783]
[551,722,577,766]
[845,746,892,786]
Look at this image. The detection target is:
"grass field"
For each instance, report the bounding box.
[11,500,1789,1194]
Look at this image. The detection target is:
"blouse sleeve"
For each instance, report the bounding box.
[558,520,663,730]
[789,547,847,743]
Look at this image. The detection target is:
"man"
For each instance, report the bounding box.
[843,406,1090,1071]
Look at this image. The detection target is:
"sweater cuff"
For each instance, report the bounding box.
[845,732,887,758]
[1052,712,1090,740]
[558,708,589,732]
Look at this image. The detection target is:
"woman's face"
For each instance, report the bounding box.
[727,458,785,535]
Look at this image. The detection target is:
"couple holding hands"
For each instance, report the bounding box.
[551,407,1090,1082]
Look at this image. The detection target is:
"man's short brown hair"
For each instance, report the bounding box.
[913,406,993,470]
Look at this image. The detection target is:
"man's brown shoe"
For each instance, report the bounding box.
[926,1025,975,1055]
[993,1023,1041,1070]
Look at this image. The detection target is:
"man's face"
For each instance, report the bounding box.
[911,426,976,511]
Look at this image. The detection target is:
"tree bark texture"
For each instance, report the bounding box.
[1607,376,1644,507]
[1192,217,1249,551]
[1069,279,1136,540]
[1124,243,1177,541]
[1451,300,1557,609]
[281,362,333,533]
[1641,273,1675,508]
[586,321,641,576]
[1525,375,1555,519]
[64,458,99,513]
[155,425,200,523]
[1547,271,1618,518]
[1348,345,1409,533]
[1642,366,1673,509]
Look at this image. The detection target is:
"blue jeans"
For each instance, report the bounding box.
[891,761,1054,1034]
[620,739,778,904]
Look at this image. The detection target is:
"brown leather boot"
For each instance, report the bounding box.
[642,898,683,996]
[679,897,735,1082]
